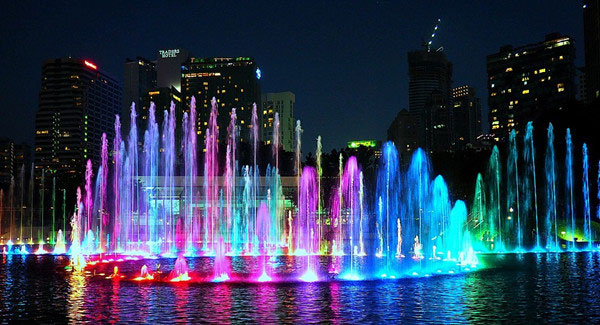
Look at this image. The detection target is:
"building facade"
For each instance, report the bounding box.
[261,92,295,152]
[408,49,453,151]
[387,109,420,153]
[34,58,122,181]
[181,57,262,144]
[157,48,189,93]
[452,85,482,149]
[123,56,156,112]
[487,33,576,140]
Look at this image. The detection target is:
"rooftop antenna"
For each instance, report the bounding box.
[427,18,441,52]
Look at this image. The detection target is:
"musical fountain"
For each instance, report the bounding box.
[0,97,598,285]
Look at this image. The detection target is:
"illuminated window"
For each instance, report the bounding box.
[505,67,513,72]
[522,89,529,94]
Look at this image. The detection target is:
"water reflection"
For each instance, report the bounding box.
[1,253,600,322]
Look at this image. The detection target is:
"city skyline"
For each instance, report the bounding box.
[0,1,585,151]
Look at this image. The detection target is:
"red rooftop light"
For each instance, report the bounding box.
[84,60,97,70]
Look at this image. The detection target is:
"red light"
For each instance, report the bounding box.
[84,60,97,70]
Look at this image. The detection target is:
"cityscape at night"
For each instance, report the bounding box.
[1,1,600,323]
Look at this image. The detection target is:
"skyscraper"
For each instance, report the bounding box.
[408,48,453,151]
[261,92,295,152]
[487,33,576,140]
[34,58,122,182]
[157,48,189,92]
[452,85,482,149]
[0,138,15,190]
[123,56,156,112]
[123,56,156,132]
[0,138,30,190]
[387,109,420,153]
[181,57,261,144]
[137,86,184,142]
[584,0,600,102]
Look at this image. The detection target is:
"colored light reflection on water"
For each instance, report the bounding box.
[1,252,600,322]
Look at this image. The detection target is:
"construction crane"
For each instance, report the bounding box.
[426,18,441,52]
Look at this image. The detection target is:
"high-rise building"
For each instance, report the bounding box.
[34,58,122,181]
[137,86,184,142]
[452,85,482,149]
[181,57,262,144]
[123,57,156,112]
[577,67,587,103]
[157,48,189,92]
[0,138,15,189]
[387,109,420,153]
[261,92,295,152]
[1,139,31,190]
[487,33,576,140]
[123,57,156,132]
[584,0,600,102]
[408,48,453,151]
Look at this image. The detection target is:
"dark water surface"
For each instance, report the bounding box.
[1,252,599,323]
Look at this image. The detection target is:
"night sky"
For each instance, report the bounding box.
[0,1,584,151]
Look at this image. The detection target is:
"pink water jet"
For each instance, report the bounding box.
[169,254,191,282]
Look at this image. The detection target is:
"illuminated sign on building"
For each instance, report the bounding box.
[84,60,97,70]
[347,140,378,148]
[159,49,180,58]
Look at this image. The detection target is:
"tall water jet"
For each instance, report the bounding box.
[183,98,197,254]
[524,122,540,249]
[251,103,259,253]
[112,115,122,251]
[583,143,592,250]
[144,103,160,252]
[544,123,558,249]
[39,169,45,245]
[316,135,323,253]
[376,142,401,275]
[486,146,502,251]
[273,112,280,171]
[296,166,318,255]
[448,200,469,261]
[332,153,344,255]
[565,129,576,249]
[100,133,108,251]
[340,156,362,279]
[205,98,219,252]
[128,103,139,247]
[51,177,56,244]
[507,129,522,250]
[256,202,272,281]
[162,102,176,252]
[84,161,93,240]
[225,108,238,252]
[28,163,34,244]
[431,175,451,257]
[406,149,430,261]
[298,167,318,281]
[19,165,24,243]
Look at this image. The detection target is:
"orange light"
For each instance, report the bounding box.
[84,60,97,70]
